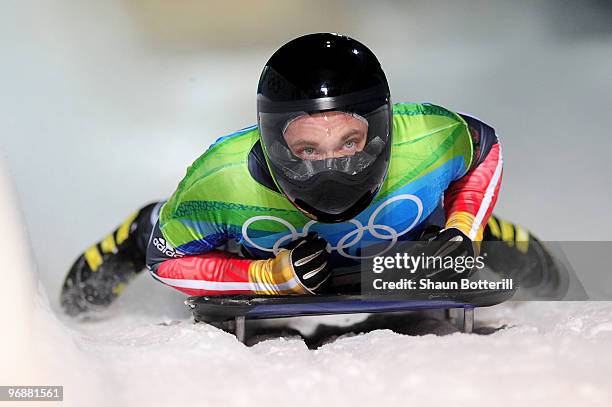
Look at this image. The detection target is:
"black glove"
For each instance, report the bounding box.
[284,232,331,293]
[418,228,477,281]
[429,228,475,257]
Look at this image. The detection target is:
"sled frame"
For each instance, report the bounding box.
[185,293,497,344]
[229,305,474,343]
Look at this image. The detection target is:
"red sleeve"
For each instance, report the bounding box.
[150,250,309,297]
[443,142,503,241]
[151,251,255,296]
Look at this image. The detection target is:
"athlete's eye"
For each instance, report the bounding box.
[302,147,315,156]
[344,140,356,149]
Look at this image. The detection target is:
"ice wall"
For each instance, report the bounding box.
[0,158,35,383]
[0,158,106,405]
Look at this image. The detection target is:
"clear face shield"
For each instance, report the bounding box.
[261,104,390,182]
[258,100,392,222]
[283,111,369,161]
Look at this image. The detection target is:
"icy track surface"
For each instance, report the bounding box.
[39,276,612,407]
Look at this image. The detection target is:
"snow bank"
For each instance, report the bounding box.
[0,158,106,406]
[0,158,35,383]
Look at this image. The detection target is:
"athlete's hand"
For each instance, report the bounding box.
[420,228,477,280]
[283,232,331,293]
[428,228,476,258]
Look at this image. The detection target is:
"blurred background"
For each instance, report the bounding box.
[1,0,611,304]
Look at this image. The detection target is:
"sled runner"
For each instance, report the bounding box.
[185,288,515,343]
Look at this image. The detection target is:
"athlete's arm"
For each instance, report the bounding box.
[443,114,503,242]
[146,225,330,296]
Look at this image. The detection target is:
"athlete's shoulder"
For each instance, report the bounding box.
[394,102,496,133]
[199,124,259,164]
[160,125,259,220]
[453,111,497,137]
[392,102,462,120]
[391,102,469,143]
[384,102,474,184]
[208,124,259,149]
[179,124,258,185]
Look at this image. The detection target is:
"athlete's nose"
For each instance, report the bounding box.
[321,149,351,160]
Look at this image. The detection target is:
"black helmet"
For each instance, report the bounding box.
[257,33,392,223]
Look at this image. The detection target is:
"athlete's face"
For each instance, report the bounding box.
[283,111,368,160]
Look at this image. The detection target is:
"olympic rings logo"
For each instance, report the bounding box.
[241,194,423,259]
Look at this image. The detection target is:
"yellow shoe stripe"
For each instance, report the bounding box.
[112,283,126,295]
[500,219,515,246]
[116,211,139,245]
[100,233,117,254]
[84,245,103,272]
[487,216,502,239]
[515,225,530,254]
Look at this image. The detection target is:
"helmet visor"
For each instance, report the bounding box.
[258,101,391,220]
[260,103,390,181]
